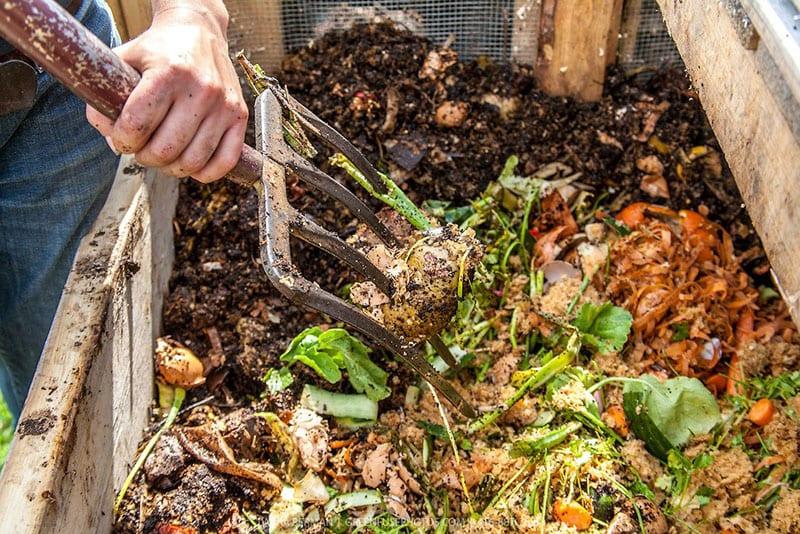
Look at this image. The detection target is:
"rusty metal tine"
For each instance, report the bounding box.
[290,215,393,296]
[273,89,389,196]
[286,157,398,247]
[257,88,476,419]
[430,335,459,369]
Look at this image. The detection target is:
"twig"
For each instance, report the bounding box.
[429,386,475,516]
[114,387,186,514]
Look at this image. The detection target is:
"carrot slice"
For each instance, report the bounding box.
[553,499,593,530]
[726,354,745,396]
[604,404,629,438]
[747,398,776,427]
[616,202,649,229]
[704,374,727,396]
[735,308,755,345]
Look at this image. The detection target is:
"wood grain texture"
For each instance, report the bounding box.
[655,0,800,326]
[741,0,800,108]
[535,0,618,101]
[105,0,129,41]
[0,159,177,531]
[119,0,152,39]
[606,0,624,66]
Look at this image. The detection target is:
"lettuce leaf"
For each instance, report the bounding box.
[280,327,390,401]
[573,302,633,353]
[623,376,721,460]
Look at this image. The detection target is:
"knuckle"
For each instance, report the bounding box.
[136,142,178,167]
[220,150,240,173]
[163,62,191,79]
[228,100,249,122]
[195,78,224,101]
[178,152,207,175]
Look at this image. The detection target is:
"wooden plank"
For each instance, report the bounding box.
[619,0,643,64]
[741,0,800,107]
[105,0,129,42]
[511,0,541,66]
[0,158,177,531]
[226,0,285,74]
[606,0,624,66]
[119,0,152,39]
[534,0,618,101]
[655,0,800,326]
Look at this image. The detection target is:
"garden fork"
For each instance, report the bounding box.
[0,0,476,418]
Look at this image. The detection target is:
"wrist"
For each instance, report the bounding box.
[151,0,229,38]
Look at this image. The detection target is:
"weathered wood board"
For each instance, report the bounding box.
[535,0,621,101]
[655,0,800,326]
[0,158,177,532]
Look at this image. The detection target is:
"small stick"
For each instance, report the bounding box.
[114,387,186,514]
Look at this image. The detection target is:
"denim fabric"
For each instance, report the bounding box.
[0,0,120,421]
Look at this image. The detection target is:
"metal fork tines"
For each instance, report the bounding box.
[254,88,476,419]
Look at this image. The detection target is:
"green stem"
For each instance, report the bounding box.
[330,153,432,231]
[483,458,534,512]
[566,275,591,315]
[468,334,580,433]
[574,410,624,445]
[585,376,660,395]
[510,421,582,457]
[114,386,186,514]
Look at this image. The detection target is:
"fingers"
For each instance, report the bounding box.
[189,115,247,183]
[110,67,177,154]
[159,115,224,177]
[86,105,114,137]
[134,93,210,168]
[83,28,248,182]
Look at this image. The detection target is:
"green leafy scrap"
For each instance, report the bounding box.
[657,450,714,510]
[623,376,721,460]
[603,216,632,236]
[572,302,633,353]
[670,322,690,342]
[280,327,390,401]
[263,367,294,394]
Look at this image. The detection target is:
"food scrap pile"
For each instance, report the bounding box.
[115,23,800,534]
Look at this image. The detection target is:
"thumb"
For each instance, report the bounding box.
[111,37,146,72]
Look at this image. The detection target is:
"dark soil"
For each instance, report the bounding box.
[125,21,770,532]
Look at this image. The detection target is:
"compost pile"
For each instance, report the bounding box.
[114,23,800,534]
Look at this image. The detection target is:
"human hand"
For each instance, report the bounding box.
[86,1,247,183]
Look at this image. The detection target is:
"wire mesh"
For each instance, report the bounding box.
[277,0,682,68]
[624,0,682,68]
[281,1,517,61]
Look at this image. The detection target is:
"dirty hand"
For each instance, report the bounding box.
[86,0,247,183]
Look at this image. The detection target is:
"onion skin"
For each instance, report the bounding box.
[155,337,206,389]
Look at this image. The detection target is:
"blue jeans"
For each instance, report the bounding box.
[0,0,120,421]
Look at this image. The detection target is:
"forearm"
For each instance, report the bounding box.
[150,0,229,37]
